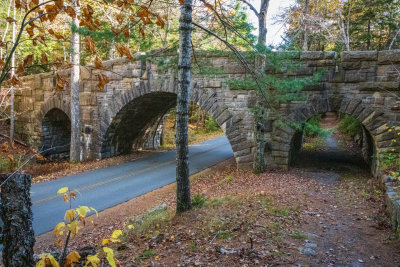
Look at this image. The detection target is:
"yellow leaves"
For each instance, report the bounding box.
[69,220,79,235]
[97,73,109,91]
[53,222,65,236]
[56,74,68,91]
[94,57,103,69]
[102,239,110,246]
[76,206,90,217]
[85,254,100,267]
[57,187,69,194]
[36,253,59,267]
[115,43,133,62]
[85,37,97,54]
[63,193,70,202]
[65,251,81,267]
[103,247,118,267]
[127,224,134,229]
[111,229,123,241]
[64,209,76,223]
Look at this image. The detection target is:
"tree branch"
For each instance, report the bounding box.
[240,0,259,16]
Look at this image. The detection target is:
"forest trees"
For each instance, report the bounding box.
[283,0,400,51]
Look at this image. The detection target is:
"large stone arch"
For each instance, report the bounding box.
[269,94,398,176]
[96,81,255,166]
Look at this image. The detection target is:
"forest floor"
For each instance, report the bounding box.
[34,114,400,266]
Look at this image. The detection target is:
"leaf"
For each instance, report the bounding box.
[123,28,129,39]
[103,247,116,267]
[111,229,123,241]
[76,206,90,217]
[1,142,8,152]
[111,27,119,36]
[97,73,109,91]
[115,43,133,62]
[179,0,184,4]
[7,154,13,162]
[156,16,165,28]
[24,54,34,66]
[57,187,69,194]
[94,57,103,69]
[26,27,34,37]
[6,17,16,23]
[116,14,123,25]
[85,254,100,267]
[41,52,48,65]
[36,35,46,46]
[66,6,76,18]
[139,27,145,39]
[56,238,63,247]
[70,192,77,199]
[127,224,134,229]
[36,259,45,267]
[102,239,110,246]
[48,254,60,267]
[17,63,25,75]
[69,220,79,235]
[64,209,76,223]
[85,37,97,54]
[56,74,68,91]
[63,193,70,203]
[48,29,55,35]
[65,251,80,267]
[53,222,65,236]
[11,75,22,87]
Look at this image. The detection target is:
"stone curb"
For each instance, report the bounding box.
[382,175,400,234]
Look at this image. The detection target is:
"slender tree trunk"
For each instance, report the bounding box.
[9,0,15,142]
[367,19,371,50]
[70,0,81,162]
[1,173,35,267]
[175,0,193,213]
[0,0,12,59]
[257,0,269,46]
[109,41,115,60]
[302,0,309,51]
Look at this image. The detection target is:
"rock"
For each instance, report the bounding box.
[298,247,317,256]
[305,243,317,248]
[384,175,394,183]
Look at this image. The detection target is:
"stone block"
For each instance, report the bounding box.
[341,51,378,61]
[377,50,400,64]
[300,51,324,60]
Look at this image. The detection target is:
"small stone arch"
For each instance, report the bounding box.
[96,83,255,166]
[270,95,396,176]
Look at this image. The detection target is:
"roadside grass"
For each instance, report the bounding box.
[303,136,328,151]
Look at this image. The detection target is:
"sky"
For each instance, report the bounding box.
[246,0,296,46]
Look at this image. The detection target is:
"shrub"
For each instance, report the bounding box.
[205,117,219,132]
[304,115,331,138]
[338,114,362,138]
[192,194,207,208]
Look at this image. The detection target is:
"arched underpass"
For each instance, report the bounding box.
[41,108,71,159]
[100,91,230,159]
[289,112,377,175]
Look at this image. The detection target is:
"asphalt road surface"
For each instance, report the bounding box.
[31,136,233,236]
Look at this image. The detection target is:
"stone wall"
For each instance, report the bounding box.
[8,50,400,172]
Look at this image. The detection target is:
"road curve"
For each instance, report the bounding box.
[31,136,233,235]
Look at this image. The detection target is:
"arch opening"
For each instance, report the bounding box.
[41,108,71,160]
[288,111,377,174]
[100,92,228,159]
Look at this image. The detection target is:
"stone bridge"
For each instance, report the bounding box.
[10,50,400,175]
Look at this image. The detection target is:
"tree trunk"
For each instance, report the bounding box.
[1,173,35,267]
[70,0,81,162]
[9,0,15,142]
[302,0,309,51]
[175,0,193,213]
[257,0,269,46]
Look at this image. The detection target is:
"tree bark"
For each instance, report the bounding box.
[9,0,15,142]
[175,0,193,213]
[1,173,35,267]
[70,0,81,162]
[258,0,269,46]
[302,0,309,51]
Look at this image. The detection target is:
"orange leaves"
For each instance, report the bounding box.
[94,57,103,69]
[65,6,76,18]
[56,74,68,91]
[156,15,165,28]
[116,14,123,25]
[41,52,48,65]
[115,43,133,62]
[85,37,97,54]
[23,54,34,67]
[5,17,16,23]
[26,27,34,38]
[65,251,81,267]
[122,28,129,39]
[179,0,184,4]
[97,73,109,91]
[111,27,120,36]
[139,27,145,39]
[203,2,214,10]
[11,75,22,87]
[17,63,25,75]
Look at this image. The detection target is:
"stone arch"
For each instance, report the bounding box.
[97,83,255,166]
[270,95,396,176]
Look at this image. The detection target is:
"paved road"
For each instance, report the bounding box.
[31,136,233,235]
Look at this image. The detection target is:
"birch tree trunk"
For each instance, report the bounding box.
[258,0,269,46]
[175,0,193,213]
[70,0,81,162]
[9,0,15,142]
[302,0,309,51]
